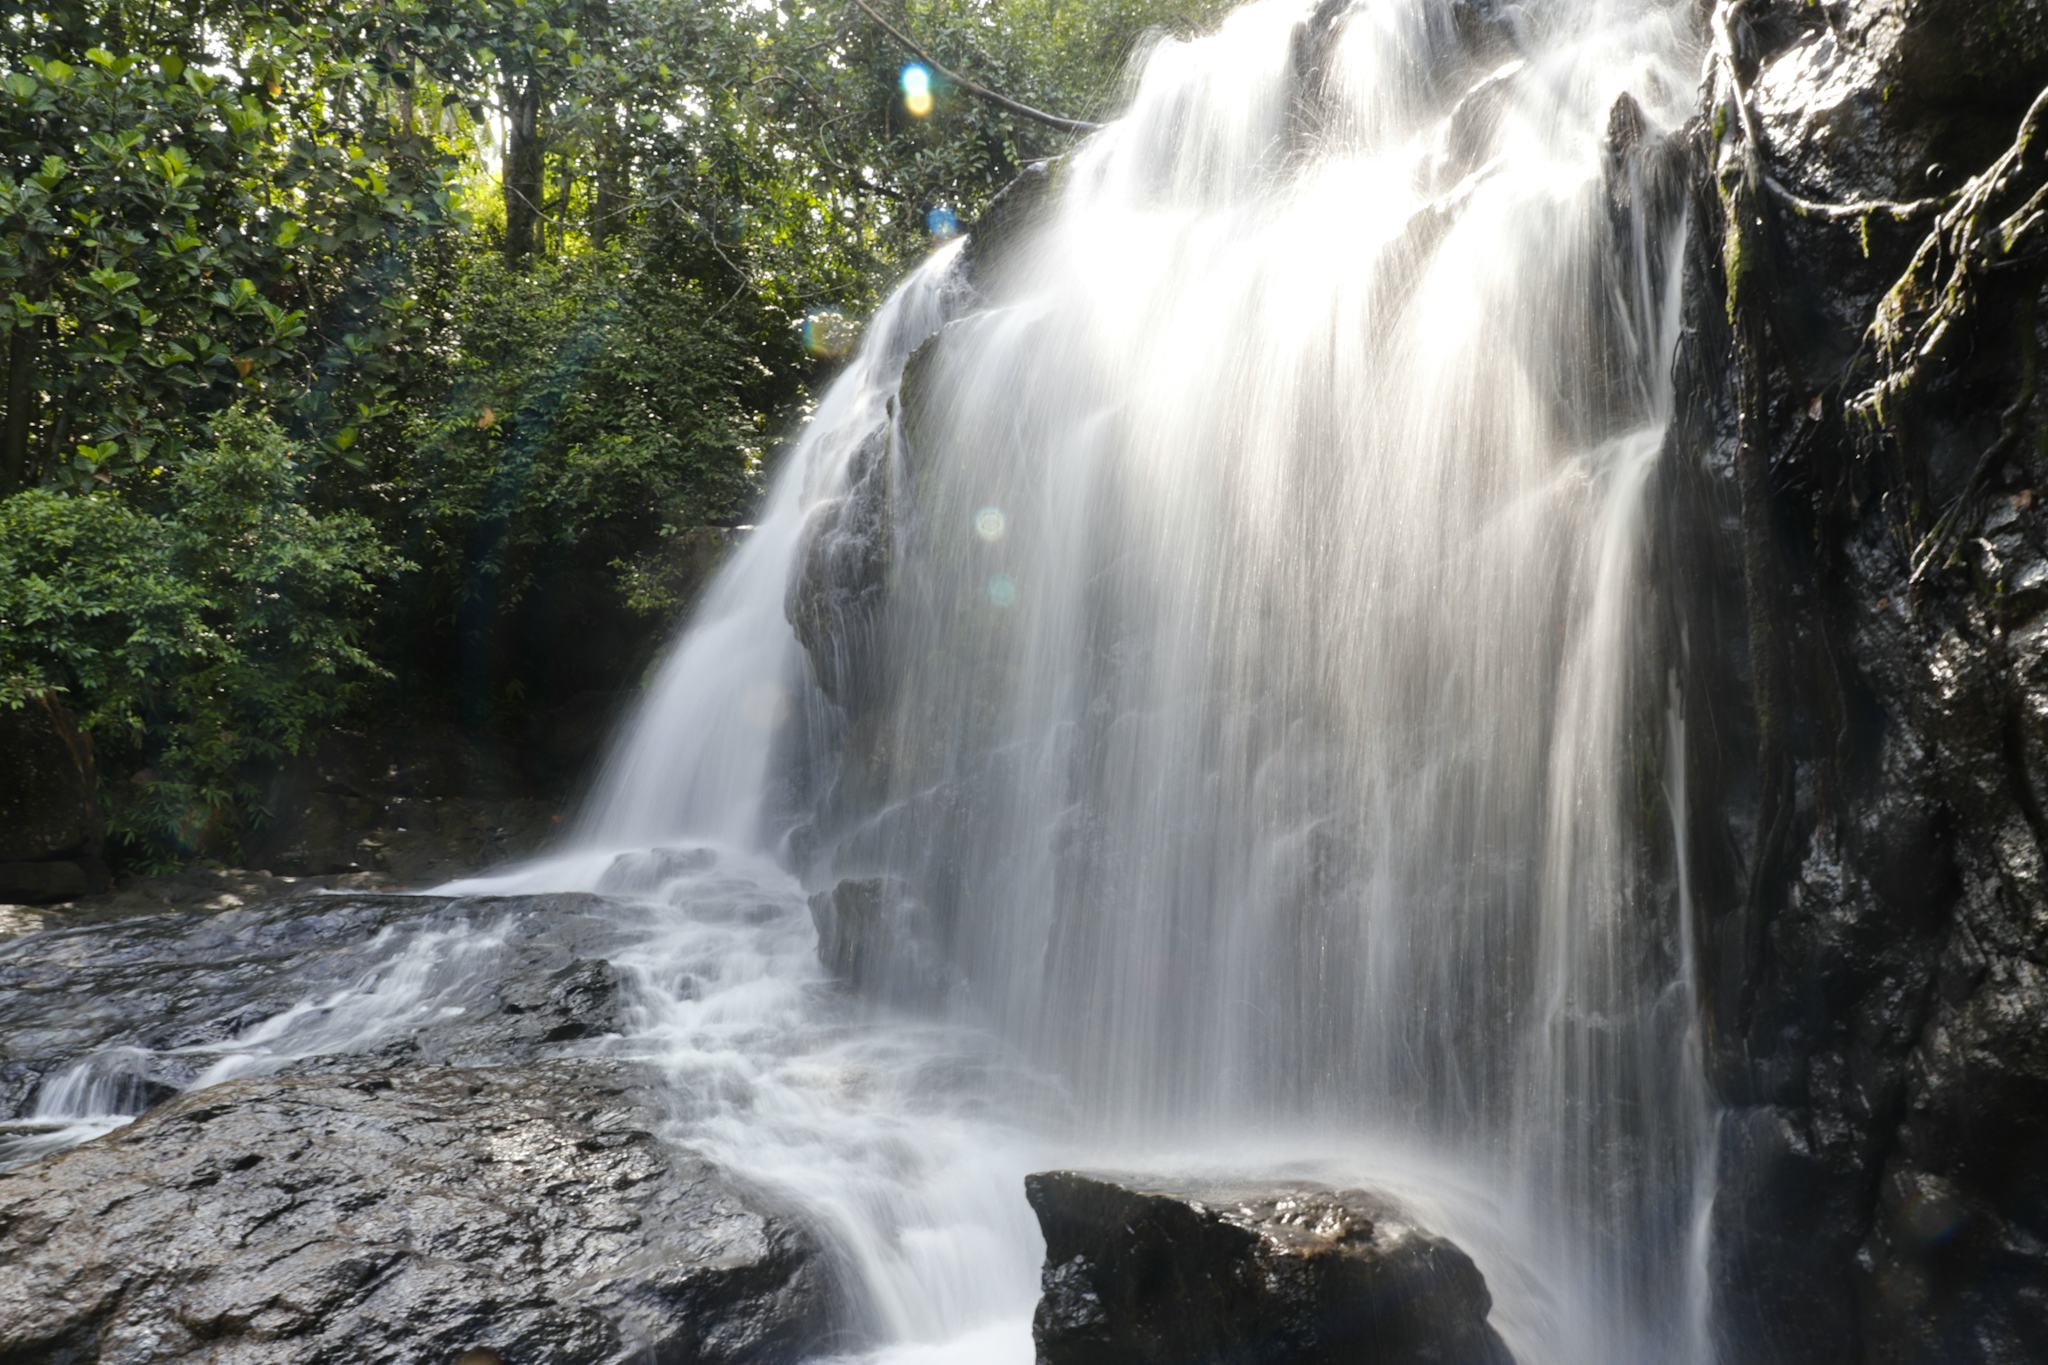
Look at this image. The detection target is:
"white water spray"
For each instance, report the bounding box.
[544,0,1713,1359]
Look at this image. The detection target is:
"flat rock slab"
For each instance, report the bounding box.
[0,892,629,1129]
[1025,1171,1513,1365]
[0,1061,832,1364]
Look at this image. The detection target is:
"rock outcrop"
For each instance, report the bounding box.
[0,890,838,1362]
[1669,2,2048,1360]
[806,875,951,1003]
[0,1063,831,1364]
[1024,1171,1512,1365]
[0,891,629,1134]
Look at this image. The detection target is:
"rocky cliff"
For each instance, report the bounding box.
[1668,1,2048,1360]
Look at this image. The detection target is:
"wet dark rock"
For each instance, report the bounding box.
[1669,2,2048,1359]
[787,424,894,714]
[1844,0,2048,114]
[0,1062,832,1364]
[807,876,951,1003]
[963,159,1057,292]
[0,892,628,1132]
[1024,1171,1512,1365]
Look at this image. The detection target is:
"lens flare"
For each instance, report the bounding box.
[973,505,1006,542]
[901,63,934,117]
[801,309,855,359]
[986,573,1018,608]
[927,206,960,239]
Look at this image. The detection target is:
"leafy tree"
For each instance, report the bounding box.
[0,407,400,857]
[398,242,767,646]
[1,2,468,489]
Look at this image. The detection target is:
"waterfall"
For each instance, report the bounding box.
[493,0,1714,1360]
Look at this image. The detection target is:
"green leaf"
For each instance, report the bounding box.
[88,268,142,294]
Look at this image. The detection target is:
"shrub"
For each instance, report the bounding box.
[0,406,401,857]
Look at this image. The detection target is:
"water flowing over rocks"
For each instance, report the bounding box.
[0,892,627,1130]
[1670,1,2048,1359]
[0,1064,831,1364]
[0,890,835,1362]
[806,876,953,1003]
[1024,1172,1513,1365]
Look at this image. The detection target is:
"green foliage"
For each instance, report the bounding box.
[1,3,467,487]
[0,407,400,856]
[401,244,764,623]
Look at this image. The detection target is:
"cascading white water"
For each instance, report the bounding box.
[540,0,1713,1360]
[568,244,970,850]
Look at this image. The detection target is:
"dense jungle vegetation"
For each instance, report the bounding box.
[0,0,1223,864]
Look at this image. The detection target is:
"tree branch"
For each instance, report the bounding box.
[848,0,1100,134]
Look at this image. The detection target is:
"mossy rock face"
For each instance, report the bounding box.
[1676,4,2048,1361]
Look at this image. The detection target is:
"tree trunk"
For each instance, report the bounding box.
[593,114,626,248]
[503,74,543,266]
[2,323,33,493]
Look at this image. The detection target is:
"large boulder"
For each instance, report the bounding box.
[0,1062,831,1364]
[1024,1171,1512,1365]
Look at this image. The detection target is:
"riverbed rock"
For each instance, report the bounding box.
[598,844,718,895]
[0,891,629,1138]
[0,1061,832,1364]
[1024,1171,1512,1365]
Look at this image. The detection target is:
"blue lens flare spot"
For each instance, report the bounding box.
[901,63,934,116]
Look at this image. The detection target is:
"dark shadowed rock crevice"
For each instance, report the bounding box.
[1024,1171,1513,1365]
